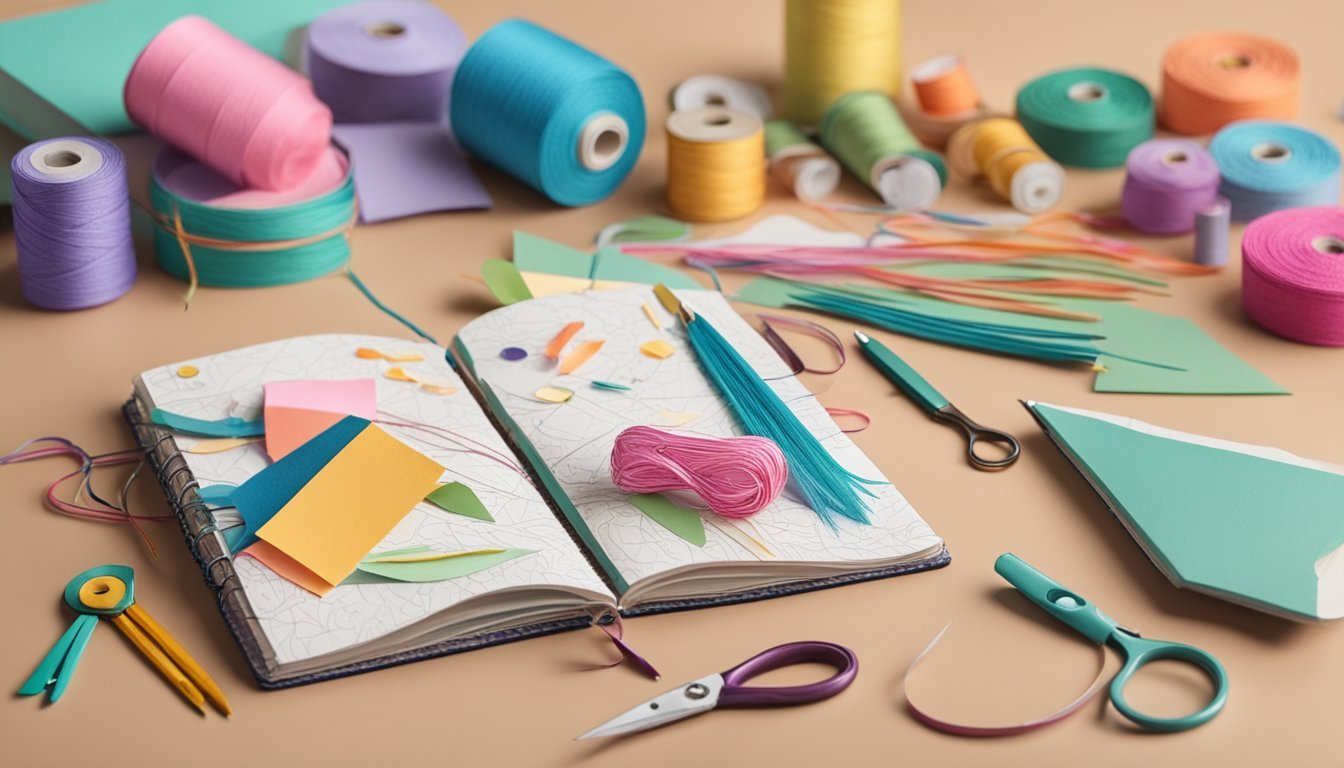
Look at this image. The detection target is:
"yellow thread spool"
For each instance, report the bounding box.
[666,107,766,222]
[948,117,1064,213]
[784,0,902,125]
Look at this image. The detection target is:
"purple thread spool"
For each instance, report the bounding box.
[1121,139,1221,235]
[1194,197,1231,267]
[11,137,136,310]
[307,0,468,124]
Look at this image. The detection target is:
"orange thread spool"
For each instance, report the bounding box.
[911,55,979,116]
[1160,33,1300,136]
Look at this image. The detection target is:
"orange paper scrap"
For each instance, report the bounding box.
[558,340,605,375]
[544,322,584,359]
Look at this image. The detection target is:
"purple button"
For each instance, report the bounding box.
[500,347,528,361]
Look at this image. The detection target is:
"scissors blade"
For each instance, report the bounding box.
[576,673,724,740]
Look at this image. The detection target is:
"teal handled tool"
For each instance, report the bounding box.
[854,331,1020,470]
[996,553,1228,732]
[20,565,231,715]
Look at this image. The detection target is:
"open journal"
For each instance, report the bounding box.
[126,287,947,688]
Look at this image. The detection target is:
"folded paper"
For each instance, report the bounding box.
[331,123,491,224]
[256,423,444,589]
[263,379,377,460]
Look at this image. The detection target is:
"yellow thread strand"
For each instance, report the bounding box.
[784,0,902,124]
[170,204,198,310]
[666,110,766,222]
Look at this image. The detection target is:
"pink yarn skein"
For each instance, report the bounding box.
[611,426,788,519]
[125,16,332,191]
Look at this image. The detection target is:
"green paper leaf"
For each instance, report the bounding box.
[426,482,495,522]
[353,548,535,583]
[628,493,706,547]
[482,259,533,305]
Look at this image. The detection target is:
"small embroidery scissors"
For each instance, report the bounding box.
[997,553,1228,732]
[855,331,1020,470]
[577,641,858,740]
[19,564,232,715]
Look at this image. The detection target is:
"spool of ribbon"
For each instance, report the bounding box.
[946,118,1063,214]
[450,19,646,207]
[10,137,136,310]
[671,75,772,121]
[783,0,902,124]
[1241,207,1344,346]
[764,120,840,201]
[147,146,355,297]
[666,107,766,221]
[1160,33,1300,136]
[306,0,468,124]
[1193,197,1231,267]
[820,90,946,211]
[610,426,788,518]
[125,16,332,192]
[1016,67,1154,169]
[1121,139,1221,234]
[900,55,984,149]
[1208,120,1341,221]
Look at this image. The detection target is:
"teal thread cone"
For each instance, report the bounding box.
[1016,68,1154,169]
[1209,120,1341,221]
[149,152,354,288]
[451,19,646,207]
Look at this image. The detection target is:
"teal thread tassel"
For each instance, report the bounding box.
[682,308,876,528]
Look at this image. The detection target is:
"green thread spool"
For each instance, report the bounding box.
[819,91,946,210]
[765,119,840,200]
[1016,68,1154,169]
[148,149,356,287]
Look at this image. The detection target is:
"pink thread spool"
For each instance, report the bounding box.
[611,426,788,518]
[125,16,332,191]
[1241,207,1344,346]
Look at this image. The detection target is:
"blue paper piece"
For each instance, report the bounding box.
[196,484,237,508]
[150,408,265,438]
[227,415,369,552]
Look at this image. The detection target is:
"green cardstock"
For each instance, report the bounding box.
[425,482,495,522]
[512,230,700,289]
[628,493,706,547]
[0,0,350,139]
[351,547,534,583]
[1030,402,1344,620]
[481,260,533,306]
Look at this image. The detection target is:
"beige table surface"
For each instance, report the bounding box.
[2,1,1342,765]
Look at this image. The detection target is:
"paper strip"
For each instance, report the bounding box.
[353,547,533,582]
[150,408,264,438]
[545,322,584,359]
[903,623,1110,736]
[558,340,605,375]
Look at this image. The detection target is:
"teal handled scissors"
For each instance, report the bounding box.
[855,331,1020,470]
[997,553,1228,732]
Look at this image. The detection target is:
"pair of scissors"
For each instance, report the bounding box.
[19,565,232,716]
[996,553,1227,732]
[577,641,858,740]
[854,331,1020,470]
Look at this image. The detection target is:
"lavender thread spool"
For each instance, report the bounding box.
[1121,139,1221,235]
[306,0,468,124]
[11,138,136,310]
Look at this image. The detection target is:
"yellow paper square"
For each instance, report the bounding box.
[256,424,444,588]
[640,340,676,359]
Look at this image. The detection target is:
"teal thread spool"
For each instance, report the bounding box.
[819,91,946,210]
[148,149,355,287]
[451,19,646,206]
[1209,120,1341,221]
[1016,68,1154,168]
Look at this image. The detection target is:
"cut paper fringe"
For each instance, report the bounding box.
[0,437,171,557]
[661,287,878,528]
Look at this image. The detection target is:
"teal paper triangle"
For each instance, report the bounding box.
[1030,402,1344,620]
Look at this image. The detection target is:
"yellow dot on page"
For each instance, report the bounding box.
[640,340,676,359]
[534,386,574,404]
[177,365,199,378]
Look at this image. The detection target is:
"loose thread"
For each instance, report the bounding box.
[611,426,788,519]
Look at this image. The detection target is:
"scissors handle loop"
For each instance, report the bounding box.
[1109,632,1229,733]
[932,405,1021,470]
[718,641,858,707]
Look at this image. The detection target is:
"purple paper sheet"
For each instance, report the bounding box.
[331,122,492,223]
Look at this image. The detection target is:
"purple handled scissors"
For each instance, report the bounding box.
[576,641,858,740]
